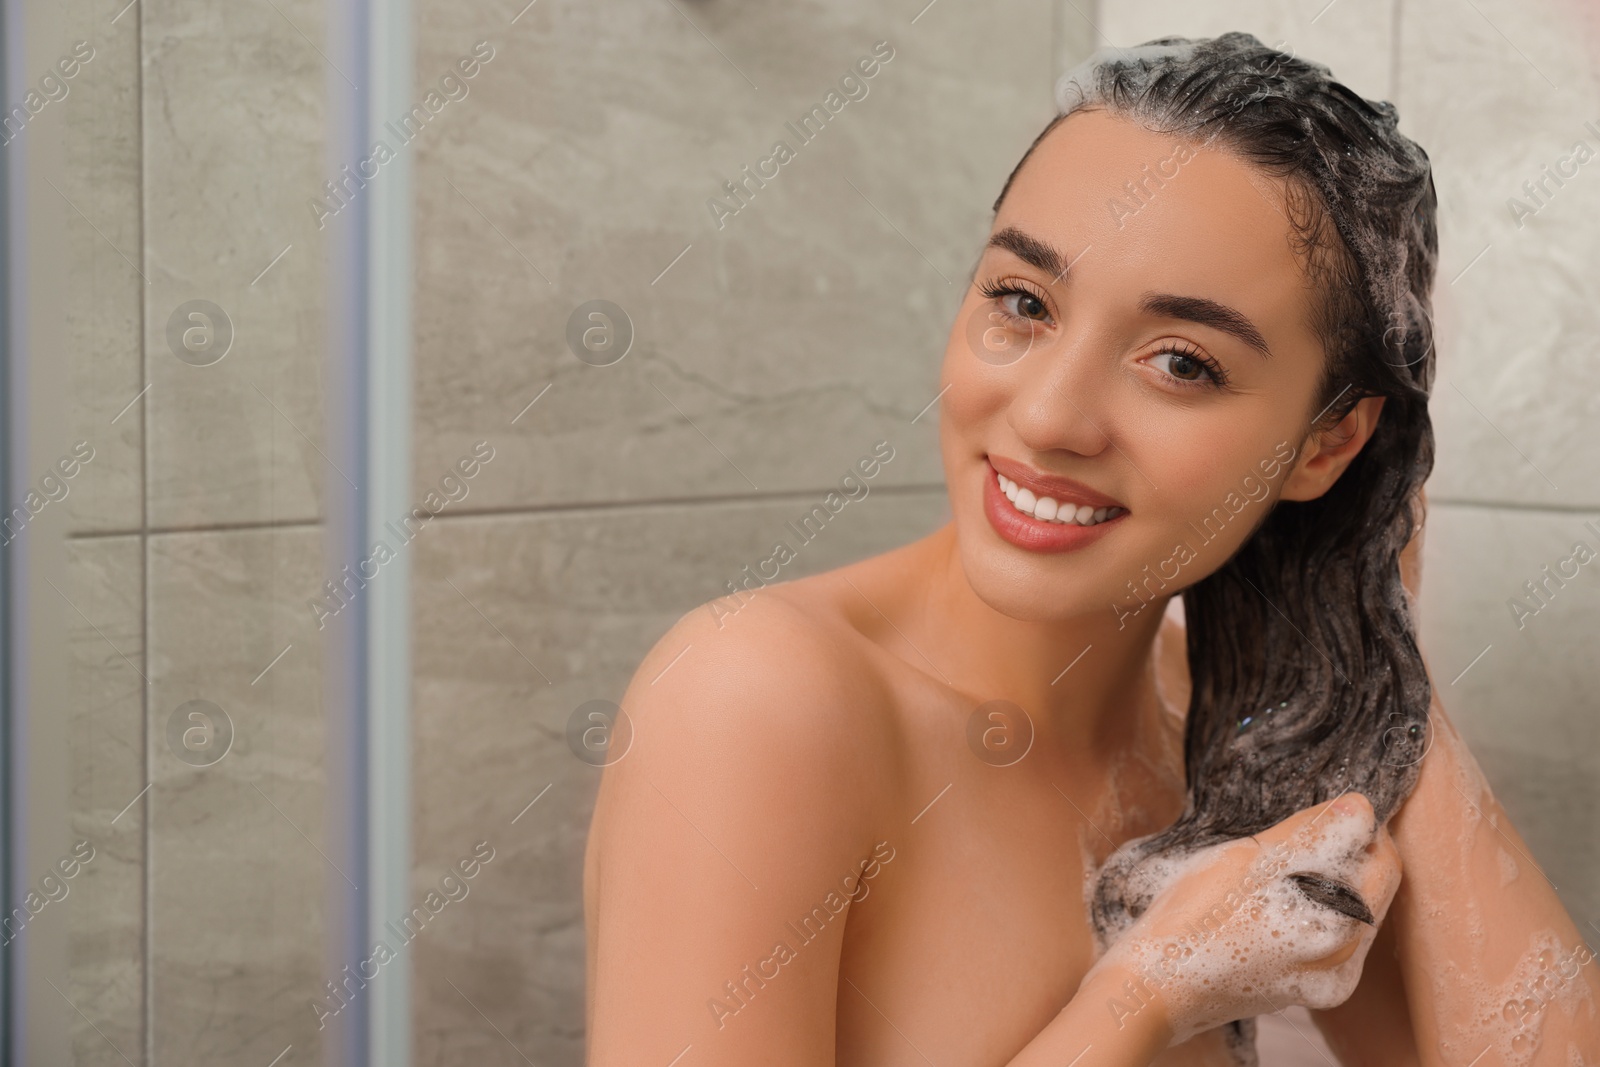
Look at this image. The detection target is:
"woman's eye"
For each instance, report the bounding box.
[978,280,1053,325]
[1004,290,1050,322]
[1147,349,1220,385]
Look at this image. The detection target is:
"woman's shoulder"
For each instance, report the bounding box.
[584,572,912,1063]
[616,574,904,792]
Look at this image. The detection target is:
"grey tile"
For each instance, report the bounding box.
[1417,501,1600,922]
[411,0,1060,512]
[142,0,332,529]
[146,524,330,1064]
[409,490,950,1066]
[1097,0,1398,102]
[62,4,144,535]
[1398,0,1600,509]
[65,536,145,1066]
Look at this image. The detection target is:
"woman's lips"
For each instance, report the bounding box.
[981,457,1127,554]
[987,455,1126,510]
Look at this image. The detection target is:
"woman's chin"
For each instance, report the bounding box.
[956,537,1110,625]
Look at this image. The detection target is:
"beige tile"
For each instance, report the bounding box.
[411,0,1062,512]
[1097,0,1398,102]
[146,524,330,1064]
[409,491,950,1065]
[64,536,145,1066]
[142,0,331,529]
[1399,0,1600,509]
[61,2,144,534]
[1417,501,1600,922]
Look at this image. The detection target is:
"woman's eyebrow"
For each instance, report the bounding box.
[1138,291,1273,359]
[984,226,1071,281]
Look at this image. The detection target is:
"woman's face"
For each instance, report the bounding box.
[939,107,1334,627]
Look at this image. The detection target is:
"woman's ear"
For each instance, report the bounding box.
[1281,395,1386,502]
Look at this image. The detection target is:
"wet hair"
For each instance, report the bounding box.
[994,31,1438,1050]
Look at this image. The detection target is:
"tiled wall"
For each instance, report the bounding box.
[63,0,334,1062]
[58,0,1597,1063]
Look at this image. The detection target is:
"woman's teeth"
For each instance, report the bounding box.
[996,472,1125,526]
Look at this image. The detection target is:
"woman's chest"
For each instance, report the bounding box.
[832,704,1199,1065]
[833,785,1096,1066]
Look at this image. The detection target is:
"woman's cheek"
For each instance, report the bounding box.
[939,346,1015,432]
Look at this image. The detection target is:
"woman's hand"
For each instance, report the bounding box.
[1085,792,1404,1046]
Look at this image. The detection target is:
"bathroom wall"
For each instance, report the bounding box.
[404,1,1093,1062]
[1099,0,1600,941]
[60,0,334,1062]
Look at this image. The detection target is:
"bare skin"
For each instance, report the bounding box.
[583,108,1598,1065]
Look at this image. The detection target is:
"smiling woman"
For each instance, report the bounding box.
[584,30,1600,1067]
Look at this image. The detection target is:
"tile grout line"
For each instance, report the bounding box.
[60,487,1600,544]
[62,481,957,540]
[134,0,154,1059]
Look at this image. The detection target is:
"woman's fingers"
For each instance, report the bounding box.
[1260,791,1377,849]
[1354,826,1404,925]
[1229,793,1400,969]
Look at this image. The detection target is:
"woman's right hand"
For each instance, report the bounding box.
[1082,792,1404,1047]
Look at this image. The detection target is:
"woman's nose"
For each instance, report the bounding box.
[1005,333,1113,458]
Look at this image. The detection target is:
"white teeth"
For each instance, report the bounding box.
[994,468,1125,526]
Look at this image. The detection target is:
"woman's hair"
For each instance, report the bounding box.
[994,29,1438,1002]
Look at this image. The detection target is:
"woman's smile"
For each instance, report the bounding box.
[981,454,1129,553]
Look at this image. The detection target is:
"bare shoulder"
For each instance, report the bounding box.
[583,590,901,1062]
[621,582,901,764]
[590,585,899,874]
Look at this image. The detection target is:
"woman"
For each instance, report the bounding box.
[583,33,1599,1065]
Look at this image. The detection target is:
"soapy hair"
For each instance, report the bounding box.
[995,31,1438,1054]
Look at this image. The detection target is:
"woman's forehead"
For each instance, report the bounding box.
[993,109,1317,322]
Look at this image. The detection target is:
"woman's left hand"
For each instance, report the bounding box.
[1085,792,1404,1046]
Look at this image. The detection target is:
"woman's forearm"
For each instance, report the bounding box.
[1388,702,1600,1064]
[1003,961,1173,1067]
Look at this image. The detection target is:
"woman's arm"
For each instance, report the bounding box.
[1313,486,1599,1062]
[584,599,890,1066]
[1005,960,1175,1066]
[1384,697,1600,1064]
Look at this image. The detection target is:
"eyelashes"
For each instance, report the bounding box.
[1146,338,1231,389]
[972,276,1231,391]
[976,278,1052,326]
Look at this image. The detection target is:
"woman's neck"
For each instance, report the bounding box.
[904,523,1172,759]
